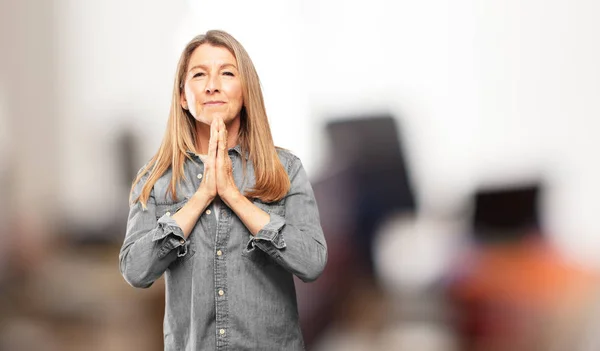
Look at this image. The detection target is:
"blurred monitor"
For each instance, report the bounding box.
[325,114,416,212]
[471,183,542,243]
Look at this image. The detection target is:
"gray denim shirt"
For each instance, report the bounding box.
[119,146,327,351]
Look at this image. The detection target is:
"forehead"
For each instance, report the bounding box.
[188,44,237,67]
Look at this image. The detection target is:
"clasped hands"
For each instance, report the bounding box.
[195,117,240,205]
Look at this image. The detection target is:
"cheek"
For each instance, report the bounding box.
[184,87,199,115]
[230,83,243,105]
[185,88,196,103]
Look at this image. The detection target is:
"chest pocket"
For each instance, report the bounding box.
[155,200,186,218]
[155,200,196,266]
[252,198,286,216]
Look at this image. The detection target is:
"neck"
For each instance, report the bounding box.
[195,117,240,154]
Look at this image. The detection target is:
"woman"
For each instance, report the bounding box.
[119,30,327,350]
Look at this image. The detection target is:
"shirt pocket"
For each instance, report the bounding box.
[155,200,196,266]
[252,198,286,217]
[155,200,186,218]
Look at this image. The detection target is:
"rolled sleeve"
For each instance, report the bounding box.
[154,214,185,240]
[245,213,287,256]
[154,214,187,258]
[254,213,287,249]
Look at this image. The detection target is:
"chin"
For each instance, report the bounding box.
[194,113,232,125]
[196,113,225,125]
[192,116,212,126]
[215,114,238,125]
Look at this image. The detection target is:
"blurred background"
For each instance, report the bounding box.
[1,0,600,350]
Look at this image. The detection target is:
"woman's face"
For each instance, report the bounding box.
[181,44,243,126]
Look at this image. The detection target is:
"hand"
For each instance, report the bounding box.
[195,118,218,200]
[215,117,241,204]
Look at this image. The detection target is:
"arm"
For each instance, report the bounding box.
[213,119,327,282]
[224,194,270,236]
[118,176,213,288]
[120,119,219,288]
[229,156,328,282]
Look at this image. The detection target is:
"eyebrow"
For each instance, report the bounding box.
[188,63,238,73]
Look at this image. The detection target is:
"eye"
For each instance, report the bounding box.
[222,71,235,77]
[193,72,205,78]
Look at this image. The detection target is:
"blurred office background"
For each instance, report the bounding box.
[1,0,599,350]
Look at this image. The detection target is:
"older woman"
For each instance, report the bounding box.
[119,30,327,350]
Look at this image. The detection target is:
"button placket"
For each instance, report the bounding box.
[214,206,230,349]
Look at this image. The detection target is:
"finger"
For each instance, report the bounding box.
[208,118,218,160]
[216,119,226,172]
[218,118,227,151]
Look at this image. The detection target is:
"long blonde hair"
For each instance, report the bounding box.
[131,30,290,207]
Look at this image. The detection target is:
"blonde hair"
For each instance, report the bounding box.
[130,30,290,207]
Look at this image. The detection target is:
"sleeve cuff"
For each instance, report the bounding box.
[157,236,188,259]
[154,214,187,259]
[247,213,287,250]
[153,214,185,242]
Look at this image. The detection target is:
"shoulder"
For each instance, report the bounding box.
[275,147,300,162]
[132,163,151,190]
[275,147,302,172]
[132,161,174,192]
[135,160,176,180]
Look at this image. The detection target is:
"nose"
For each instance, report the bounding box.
[205,74,220,94]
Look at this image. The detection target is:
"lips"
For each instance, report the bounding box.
[203,101,226,105]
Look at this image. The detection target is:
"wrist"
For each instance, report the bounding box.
[221,189,243,208]
[193,188,215,206]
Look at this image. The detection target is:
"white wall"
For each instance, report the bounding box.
[56,0,185,227]
[301,0,600,265]
[53,0,600,265]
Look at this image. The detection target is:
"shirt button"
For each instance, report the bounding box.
[216,250,222,256]
[206,209,212,215]
[179,239,185,245]
[197,173,202,179]
[165,212,171,216]
[219,329,225,335]
[218,289,224,296]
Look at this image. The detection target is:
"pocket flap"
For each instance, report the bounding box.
[155,200,187,219]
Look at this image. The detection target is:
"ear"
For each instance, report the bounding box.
[180,90,188,110]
